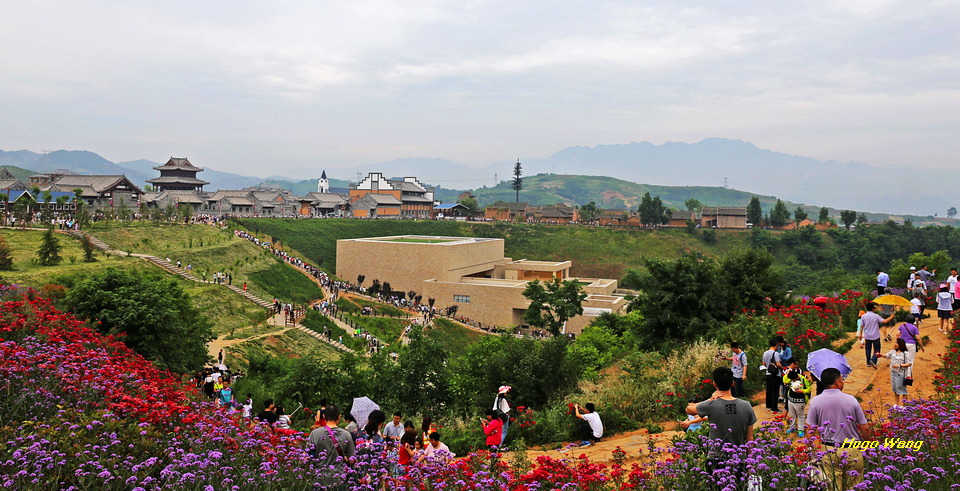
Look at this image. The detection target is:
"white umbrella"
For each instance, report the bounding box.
[351,396,380,428]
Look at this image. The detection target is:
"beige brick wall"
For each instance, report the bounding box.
[336,237,505,294]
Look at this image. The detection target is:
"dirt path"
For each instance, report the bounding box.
[207,312,292,360]
[515,318,952,464]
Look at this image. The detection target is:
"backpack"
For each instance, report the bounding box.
[766,352,780,376]
[494,395,509,423]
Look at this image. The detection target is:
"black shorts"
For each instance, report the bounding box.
[954,300,959,311]
[938,310,953,319]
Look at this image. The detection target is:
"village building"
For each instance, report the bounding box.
[0,168,27,192]
[348,173,435,219]
[457,191,476,203]
[668,210,698,227]
[700,206,748,228]
[147,158,209,192]
[41,174,144,211]
[484,201,529,221]
[433,202,470,219]
[337,236,627,335]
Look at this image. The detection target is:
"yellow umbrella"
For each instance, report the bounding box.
[873,294,913,308]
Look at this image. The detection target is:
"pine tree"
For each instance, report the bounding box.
[747,197,763,225]
[512,159,523,202]
[36,228,63,266]
[0,235,14,271]
[818,206,830,223]
[82,235,97,263]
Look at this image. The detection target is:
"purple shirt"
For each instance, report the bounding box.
[860,311,882,340]
[806,389,866,445]
[898,323,920,345]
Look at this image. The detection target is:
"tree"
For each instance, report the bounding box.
[522,278,587,337]
[356,274,365,287]
[460,197,479,215]
[0,193,7,227]
[0,235,13,271]
[747,196,763,225]
[65,268,215,373]
[818,206,830,223]
[768,199,790,226]
[82,235,97,263]
[949,207,958,219]
[395,328,450,414]
[794,206,809,222]
[579,201,600,221]
[35,228,63,266]
[840,210,857,229]
[684,198,703,213]
[856,213,868,226]
[637,192,671,226]
[512,159,523,203]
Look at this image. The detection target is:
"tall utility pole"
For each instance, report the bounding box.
[512,159,523,203]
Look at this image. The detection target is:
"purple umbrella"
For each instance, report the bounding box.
[350,396,380,428]
[806,348,853,380]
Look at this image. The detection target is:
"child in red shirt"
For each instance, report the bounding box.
[483,409,503,447]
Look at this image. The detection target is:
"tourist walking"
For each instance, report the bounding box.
[886,338,913,408]
[896,314,925,378]
[859,302,893,369]
[728,342,747,398]
[692,367,757,488]
[762,338,784,412]
[806,368,871,490]
[309,404,356,488]
[384,412,405,442]
[782,359,811,437]
[493,386,511,445]
[937,284,953,333]
[876,269,889,295]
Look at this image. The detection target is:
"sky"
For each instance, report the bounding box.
[1,0,958,178]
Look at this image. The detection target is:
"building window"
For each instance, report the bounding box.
[454,294,471,304]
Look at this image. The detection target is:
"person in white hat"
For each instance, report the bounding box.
[493,386,511,445]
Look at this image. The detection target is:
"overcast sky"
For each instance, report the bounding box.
[1,0,957,177]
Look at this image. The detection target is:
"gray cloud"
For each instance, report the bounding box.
[0,0,957,176]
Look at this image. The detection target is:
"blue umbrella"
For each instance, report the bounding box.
[350,396,380,428]
[806,348,853,380]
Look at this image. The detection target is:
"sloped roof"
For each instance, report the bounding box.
[672,211,696,220]
[701,206,747,216]
[224,196,254,206]
[46,175,143,194]
[355,193,402,207]
[487,201,528,212]
[401,195,433,203]
[159,190,206,204]
[207,190,251,201]
[387,180,426,193]
[0,179,26,190]
[146,176,210,185]
[321,170,327,179]
[153,157,204,172]
[435,203,467,210]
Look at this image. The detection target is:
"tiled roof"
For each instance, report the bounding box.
[153,157,204,172]
[146,176,210,185]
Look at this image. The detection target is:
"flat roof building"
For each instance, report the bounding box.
[336,235,625,335]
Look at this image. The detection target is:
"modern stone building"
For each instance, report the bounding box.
[336,235,626,335]
[348,173,435,219]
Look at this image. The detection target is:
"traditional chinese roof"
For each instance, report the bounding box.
[152,157,204,172]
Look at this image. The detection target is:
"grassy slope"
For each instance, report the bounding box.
[239,218,751,280]
[428,318,485,359]
[90,223,322,305]
[0,229,141,286]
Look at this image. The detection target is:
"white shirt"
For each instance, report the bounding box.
[582,412,604,438]
[493,395,511,414]
[949,275,958,294]
[910,297,922,314]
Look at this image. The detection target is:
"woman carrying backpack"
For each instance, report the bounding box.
[493,386,511,445]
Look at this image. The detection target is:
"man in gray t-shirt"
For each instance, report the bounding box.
[309,404,356,486]
[696,367,757,460]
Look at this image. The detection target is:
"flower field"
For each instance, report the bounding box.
[2,286,960,490]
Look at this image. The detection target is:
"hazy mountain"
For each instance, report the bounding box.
[513,139,942,216]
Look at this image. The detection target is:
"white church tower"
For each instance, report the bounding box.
[318,170,329,193]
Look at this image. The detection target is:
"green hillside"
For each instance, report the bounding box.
[237,218,750,280]
[0,165,38,181]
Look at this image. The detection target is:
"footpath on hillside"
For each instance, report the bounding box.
[517,318,951,464]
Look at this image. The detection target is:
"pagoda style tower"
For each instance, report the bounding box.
[318,170,330,193]
[148,157,209,192]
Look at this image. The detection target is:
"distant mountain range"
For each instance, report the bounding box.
[1,140,956,219]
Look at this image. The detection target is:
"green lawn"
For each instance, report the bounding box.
[378,237,455,243]
[237,218,753,280]
[0,229,140,287]
[341,312,408,346]
[336,296,409,318]
[89,222,322,305]
[184,283,269,336]
[428,318,486,359]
